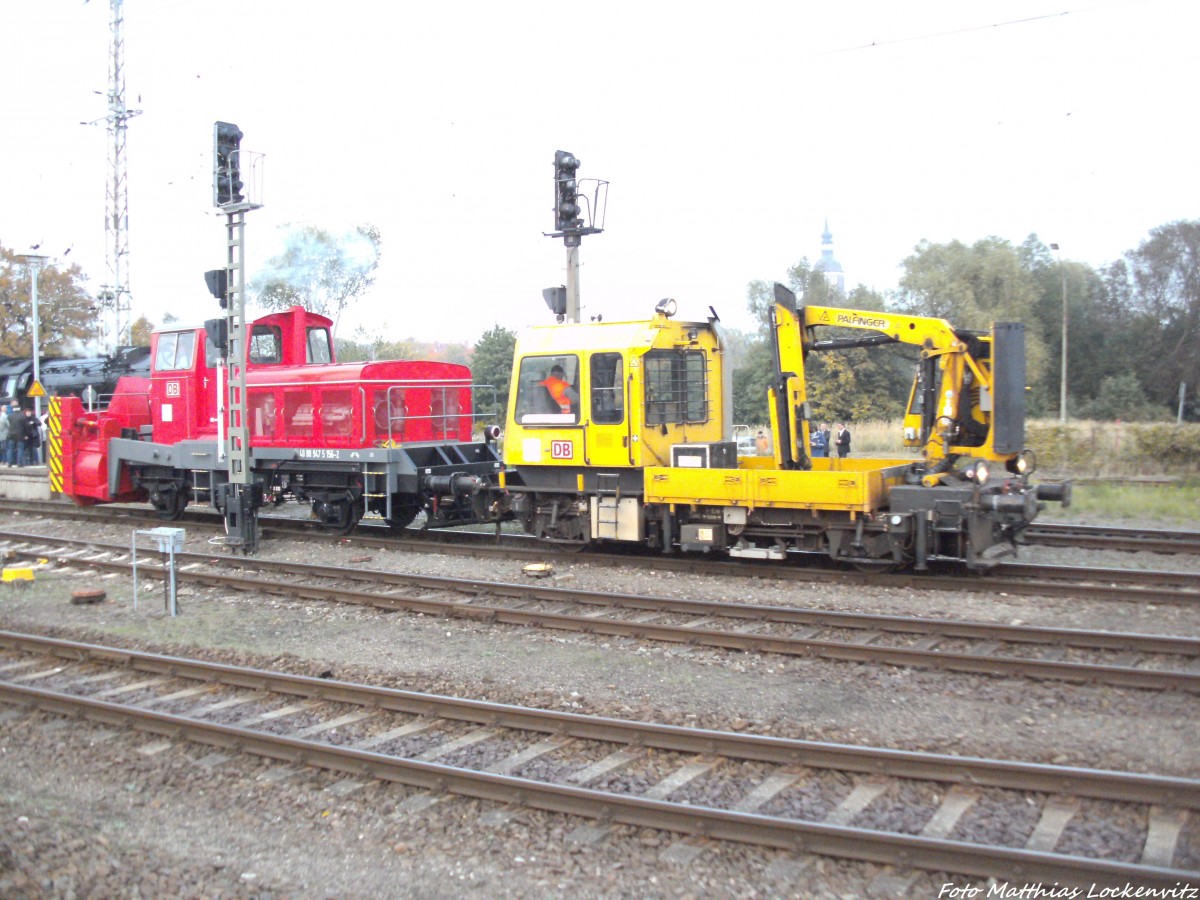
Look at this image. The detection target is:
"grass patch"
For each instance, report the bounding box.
[1037,479,1200,526]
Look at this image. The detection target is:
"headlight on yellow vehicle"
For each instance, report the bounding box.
[1005,449,1036,476]
[962,460,990,484]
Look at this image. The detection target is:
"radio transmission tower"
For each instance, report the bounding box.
[99,0,140,350]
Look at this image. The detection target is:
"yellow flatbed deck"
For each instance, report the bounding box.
[644,458,912,513]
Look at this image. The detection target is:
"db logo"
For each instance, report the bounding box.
[551,440,573,460]
[165,382,181,397]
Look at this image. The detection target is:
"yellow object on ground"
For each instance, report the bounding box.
[2,559,49,583]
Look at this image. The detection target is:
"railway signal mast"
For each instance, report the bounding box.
[99,0,141,350]
[207,121,263,552]
[544,150,607,323]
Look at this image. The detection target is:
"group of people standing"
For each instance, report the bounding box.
[0,404,46,467]
[753,423,853,459]
[809,422,851,458]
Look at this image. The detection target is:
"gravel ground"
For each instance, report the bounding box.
[1,507,1199,897]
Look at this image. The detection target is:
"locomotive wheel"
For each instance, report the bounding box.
[385,500,421,532]
[153,488,188,521]
[314,500,362,535]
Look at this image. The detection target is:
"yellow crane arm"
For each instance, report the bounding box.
[770,284,1017,472]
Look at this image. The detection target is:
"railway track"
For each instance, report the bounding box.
[5,531,1200,693]
[1026,522,1200,554]
[0,631,1193,887]
[10,497,1200,556]
[2,499,1198,607]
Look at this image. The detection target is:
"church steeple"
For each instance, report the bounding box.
[815,218,845,294]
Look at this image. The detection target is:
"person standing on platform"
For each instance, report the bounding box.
[23,407,40,467]
[36,409,49,465]
[810,424,827,458]
[8,406,28,466]
[834,422,852,458]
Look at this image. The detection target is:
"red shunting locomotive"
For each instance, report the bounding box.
[52,305,501,533]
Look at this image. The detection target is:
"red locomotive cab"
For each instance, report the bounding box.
[246,306,335,368]
[146,307,331,445]
[149,327,217,444]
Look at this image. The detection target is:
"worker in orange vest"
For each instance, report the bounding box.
[539,365,578,414]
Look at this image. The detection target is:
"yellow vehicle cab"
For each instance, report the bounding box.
[503,298,728,543]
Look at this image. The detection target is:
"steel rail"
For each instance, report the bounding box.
[7,534,1200,692]
[13,499,1200,555]
[2,630,1193,806]
[1027,522,1200,554]
[2,501,1198,603]
[0,635,1194,888]
[21,533,1199,656]
[994,561,1200,587]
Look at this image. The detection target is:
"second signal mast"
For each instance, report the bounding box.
[544,151,607,323]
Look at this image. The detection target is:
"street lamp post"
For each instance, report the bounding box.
[1050,243,1067,423]
[16,254,49,421]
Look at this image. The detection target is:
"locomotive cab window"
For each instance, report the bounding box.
[514,355,579,425]
[155,331,196,372]
[306,326,332,364]
[249,325,282,365]
[590,353,624,425]
[644,349,708,426]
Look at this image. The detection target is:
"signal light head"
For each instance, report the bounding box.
[213,120,245,206]
[553,150,585,234]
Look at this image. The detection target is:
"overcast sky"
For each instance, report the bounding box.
[4,0,1196,345]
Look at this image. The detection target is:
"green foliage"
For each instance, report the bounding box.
[251,224,382,332]
[0,245,97,356]
[1104,220,1200,418]
[129,315,154,347]
[748,219,1200,437]
[471,324,517,421]
[744,280,775,337]
[432,343,471,366]
[805,346,914,423]
[1129,424,1200,469]
[739,262,909,425]
[894,236,1049,389]
[731,340,773,424]
[1026,420,1200,476]
[336,328,418,363]
[1076,374,1170,422]
[745,259,841,336]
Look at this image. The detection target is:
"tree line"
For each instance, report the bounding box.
[2,219,1196,425]
[729,222,1200,425]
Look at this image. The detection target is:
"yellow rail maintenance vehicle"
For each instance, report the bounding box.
[500,285,1069,570]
